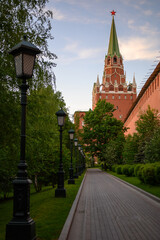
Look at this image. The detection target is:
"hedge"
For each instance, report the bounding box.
[111,163,160,185]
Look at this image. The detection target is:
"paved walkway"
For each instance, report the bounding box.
[63,169,160,240]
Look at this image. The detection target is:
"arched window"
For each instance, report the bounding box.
[109,84,114,91]
[113,56,117,63]
[118,85,123,91]
[107,57,110,65]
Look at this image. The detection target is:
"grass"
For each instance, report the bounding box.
[107,170,160,199]
[0,173,85,240]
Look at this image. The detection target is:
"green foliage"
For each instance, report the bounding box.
[137,165,145,183]
[134,164,142,177]
[145,128,160,163]
[26,86,73,192]
[123,106,160,165]
[0,85,73,197]
[142,165,156,185]
[134,106,160,163]
[116,166,122,174]
[0,0,60,197]
[103,132,125,168]
[0,174,85,240]
[0,0,56,89]
[136,106,159,139]
[81,100,126,163]
[122,165,130,176]
[129,166,135,176]
[111,165,117,172]
[123,133,139,164]
[155,164,160,184]
[112,163,160,186]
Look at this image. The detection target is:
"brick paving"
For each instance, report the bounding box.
[67,169,160,240]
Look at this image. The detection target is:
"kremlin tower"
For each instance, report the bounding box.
[92,10,137,121]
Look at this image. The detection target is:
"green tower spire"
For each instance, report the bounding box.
[107,12,121,57]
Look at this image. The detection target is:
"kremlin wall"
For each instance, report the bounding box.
[74,12,160,136]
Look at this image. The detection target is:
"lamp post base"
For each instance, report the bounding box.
[55,188,66,198]
[68,179,75,184]
[74,173,78,179]
[6,218,36,240]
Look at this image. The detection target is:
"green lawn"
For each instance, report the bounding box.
[0,174,84,240]
[107,170,160,199]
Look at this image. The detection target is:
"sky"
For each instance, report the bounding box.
[46,0,160,120]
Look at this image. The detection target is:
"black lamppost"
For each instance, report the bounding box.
[6,36,41,240]
[68,129,75,184]
[74,138,78,178]
[55,108,67,198]
[78,144,81,176]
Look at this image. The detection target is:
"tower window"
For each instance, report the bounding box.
[119,95,121,99]
[109,84,114,91]
[106,95,108,99]
[107,57,110,65]
[118,85,123,91]
[124,95,127,99]
[113,56,117,63]
[112,95,114,99]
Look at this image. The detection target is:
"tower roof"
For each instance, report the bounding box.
[107,12,121,58]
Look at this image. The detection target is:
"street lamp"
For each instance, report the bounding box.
[74,138,78,178]
[6,36,41,240]
[55,108,67,198]
[68,129,75,184]
[78,144,82,176]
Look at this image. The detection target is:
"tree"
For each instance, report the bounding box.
[26,86,73,192]
[81,100,126,162]
[0,0,58,197]
[136,105,159,140]
[135,105,160,163]
[145,128,160,163]
[122,133,139,164]
[103,132,125,169]
[0,0,57,89]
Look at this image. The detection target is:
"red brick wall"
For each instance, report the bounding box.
[124,69,160,135]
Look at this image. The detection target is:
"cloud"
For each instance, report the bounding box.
[143,10,152,16]
[59,41,105,64]
[50,0,93,9]
[119,37,157,61]
[128,20,159,36]
[78,48,102,59]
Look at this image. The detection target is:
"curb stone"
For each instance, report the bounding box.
[105,171,160,204]
[58,172,87,240]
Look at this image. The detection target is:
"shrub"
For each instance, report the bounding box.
[137,165,145,183]
[155,165,160,184]
[112,165,117,172]
[134,164,142,177]
[129,166,135,176]
[142,165,156,185]
[122,165,130,176]
[116,166,122,174]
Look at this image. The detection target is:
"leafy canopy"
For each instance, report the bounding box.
[81,100,126,161]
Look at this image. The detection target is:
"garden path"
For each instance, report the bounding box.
[65,168,160,240]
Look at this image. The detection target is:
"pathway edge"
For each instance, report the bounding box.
[106,172,160,203]
[58,172,87,240]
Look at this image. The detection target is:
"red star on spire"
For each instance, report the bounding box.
[110,10,116,16]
